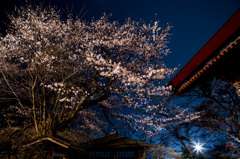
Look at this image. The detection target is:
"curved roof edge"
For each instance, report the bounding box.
[168,9,240,94]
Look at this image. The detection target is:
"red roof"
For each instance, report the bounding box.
[168,9,240,93]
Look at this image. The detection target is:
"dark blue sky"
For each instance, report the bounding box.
[55,0,240,72]
[43,0,240,77]
[1,0,240,77]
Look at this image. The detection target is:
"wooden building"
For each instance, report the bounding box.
[168,9,240,95]
[23,134,152,159]
[82,134,152,159]
[23,135,85,159]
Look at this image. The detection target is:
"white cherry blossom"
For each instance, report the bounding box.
[0,6,196,137]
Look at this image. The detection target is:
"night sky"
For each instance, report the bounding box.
[0,0,239,79]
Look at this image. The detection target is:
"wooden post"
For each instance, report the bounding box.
[234,81,240,97]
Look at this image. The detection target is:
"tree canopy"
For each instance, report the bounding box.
[0,6,188,138]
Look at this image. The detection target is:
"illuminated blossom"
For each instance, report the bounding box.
[0,6,196,137]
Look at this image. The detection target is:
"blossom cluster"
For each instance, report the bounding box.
[0,6,198,137]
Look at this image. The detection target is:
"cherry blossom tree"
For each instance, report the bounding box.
[0,5,188,138]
